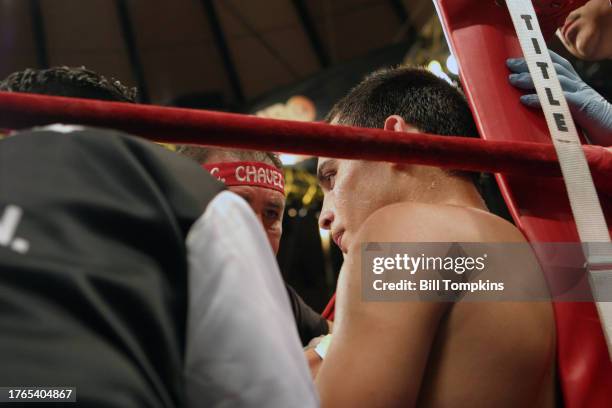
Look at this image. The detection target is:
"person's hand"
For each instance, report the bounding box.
[506,50,612,146]
[554,0,612,61]
[304,334,329,379]
[304,347,323,379]
[306,334,326,349]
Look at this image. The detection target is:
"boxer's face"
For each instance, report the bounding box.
[318,115,425,253]
[317,158,400,254]
[557,0,612,60]
[229,185,285,254]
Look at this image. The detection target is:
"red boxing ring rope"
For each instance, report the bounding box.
[0,91,610,193]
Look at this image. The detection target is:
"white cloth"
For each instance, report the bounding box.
[185,191,319,408]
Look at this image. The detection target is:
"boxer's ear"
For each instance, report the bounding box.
[384,115,419,172]
[383,115,420,133]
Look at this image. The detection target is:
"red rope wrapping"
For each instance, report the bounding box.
[0,91,610,193]
[321,294,336,321]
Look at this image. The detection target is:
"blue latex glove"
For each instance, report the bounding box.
[506,50,612,146]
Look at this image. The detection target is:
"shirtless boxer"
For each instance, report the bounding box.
[312,67,555,407]
[177,145,331,344]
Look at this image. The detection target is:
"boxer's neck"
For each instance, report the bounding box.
[399,172,486,211]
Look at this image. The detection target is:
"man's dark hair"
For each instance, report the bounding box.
[0,66,137,103]
[176,145,283,170]
[326,66,515,220]
[327,65,480,184]
[326,66,478,138]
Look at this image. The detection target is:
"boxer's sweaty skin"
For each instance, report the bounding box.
[315,202,555,408]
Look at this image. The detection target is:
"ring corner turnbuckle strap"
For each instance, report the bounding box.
[587,256,612,360]
[506,0,612,359]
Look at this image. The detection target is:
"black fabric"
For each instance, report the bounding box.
[285,283,329,345]
[0,127,224,407]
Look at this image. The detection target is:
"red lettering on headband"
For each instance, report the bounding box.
[203,161,285,194]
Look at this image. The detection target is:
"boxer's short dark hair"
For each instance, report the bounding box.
[326,66,477,138]
[326,66,479,183]
[0,66,137,103]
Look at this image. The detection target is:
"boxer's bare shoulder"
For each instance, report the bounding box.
[317,202,555,408]
[353,201,525,246]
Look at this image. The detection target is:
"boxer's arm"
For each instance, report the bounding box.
[315,204,461,408]
[184,191,318,408]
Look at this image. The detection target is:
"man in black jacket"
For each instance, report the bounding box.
[0,67,317,406]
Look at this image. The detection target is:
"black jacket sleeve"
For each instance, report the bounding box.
[285,283,329,345]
